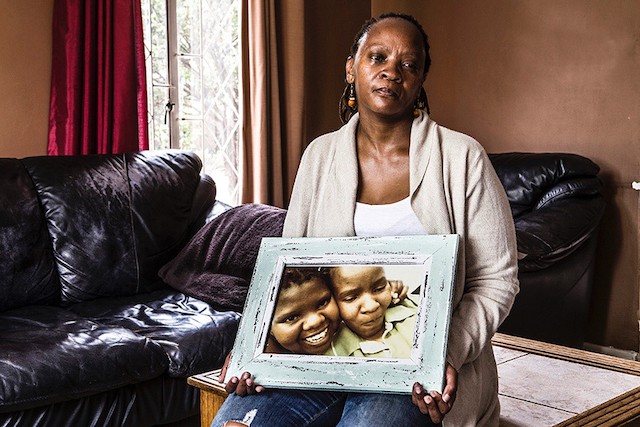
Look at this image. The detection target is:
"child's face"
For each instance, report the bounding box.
[271,277,340,354]
[331,266,392,339]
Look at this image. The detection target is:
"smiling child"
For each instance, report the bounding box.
[265,267,341,354]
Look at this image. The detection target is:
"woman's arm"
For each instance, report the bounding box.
[446,149,519,371]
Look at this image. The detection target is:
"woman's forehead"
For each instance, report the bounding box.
[359,18,423,52]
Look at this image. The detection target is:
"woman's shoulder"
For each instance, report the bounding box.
[303,129,340,158]
[421,117,488,168]
[299,119,357,168]
[433,120,484,154]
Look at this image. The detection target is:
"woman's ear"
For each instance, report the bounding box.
[345,55,355,84]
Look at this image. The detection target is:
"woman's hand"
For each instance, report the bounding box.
[218,352,265,395]
[411,363,458,423]
[388,279,409,304]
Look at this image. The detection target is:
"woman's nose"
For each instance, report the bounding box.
[381,62,402,82]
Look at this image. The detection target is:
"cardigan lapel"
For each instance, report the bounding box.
[322,115,359,236]
[409,112,455,235]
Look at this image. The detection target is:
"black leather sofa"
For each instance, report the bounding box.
[0,149,604,426]
[0,151,240,426]
[490,152,605,348]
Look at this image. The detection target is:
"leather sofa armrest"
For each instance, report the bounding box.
[516,195,605,271]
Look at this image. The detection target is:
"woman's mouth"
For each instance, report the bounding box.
[304,327,329,344]
[374,87,398,97]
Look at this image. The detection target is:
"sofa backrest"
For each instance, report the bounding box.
[488,152,605,271]
[0,159,60,312]
[14,150,216,306]
[488,152,602,218]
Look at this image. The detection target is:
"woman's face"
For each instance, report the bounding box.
[347,18,426,121]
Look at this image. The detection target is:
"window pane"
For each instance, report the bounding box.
[179,119,203,154]
[151,87,171,150]
[204,136,239,204]
[147,0,169,85]
[177,0,201,55]
[179,56,203,118]
[200,0,240,204]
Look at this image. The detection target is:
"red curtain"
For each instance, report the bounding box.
[48,0,148,155]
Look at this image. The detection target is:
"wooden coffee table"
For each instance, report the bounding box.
[187,370,228,427]
[188,334,640,427]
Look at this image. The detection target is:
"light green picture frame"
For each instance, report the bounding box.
[225,235,459,394]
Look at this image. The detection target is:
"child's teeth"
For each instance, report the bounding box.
[305,328,327,343]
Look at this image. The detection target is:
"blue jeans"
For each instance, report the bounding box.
[211,389,439,427]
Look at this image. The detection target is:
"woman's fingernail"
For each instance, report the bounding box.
[443,393,450,403]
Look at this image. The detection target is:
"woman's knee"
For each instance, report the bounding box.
[222,422,249,427]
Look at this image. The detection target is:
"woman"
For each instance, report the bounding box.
[214,12,519,426]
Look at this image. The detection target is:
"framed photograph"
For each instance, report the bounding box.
[225,235,459,394]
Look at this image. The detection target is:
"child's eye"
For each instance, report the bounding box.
[282,314,298,323]
[317,298,330,309]
[342,295,356,302]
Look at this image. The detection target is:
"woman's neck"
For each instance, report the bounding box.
[356,113,413,154]
[355,114,412,205]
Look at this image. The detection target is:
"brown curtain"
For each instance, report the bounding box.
[240,0,305,208]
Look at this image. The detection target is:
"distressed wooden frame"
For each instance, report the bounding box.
[225,235,459,394]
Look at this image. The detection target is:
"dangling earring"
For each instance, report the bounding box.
[347,84,357,109]
[413,88,429,117]
[413,97,425,118]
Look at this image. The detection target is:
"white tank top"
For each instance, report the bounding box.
[354,197,426,237]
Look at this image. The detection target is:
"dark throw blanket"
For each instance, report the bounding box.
[159,203,286,311]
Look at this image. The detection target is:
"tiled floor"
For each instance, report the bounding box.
[495,344,640,426]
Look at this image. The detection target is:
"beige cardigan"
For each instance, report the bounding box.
[283,113,519,426]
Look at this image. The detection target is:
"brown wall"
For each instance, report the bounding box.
[371,0,640,351]
[0,0,53,158]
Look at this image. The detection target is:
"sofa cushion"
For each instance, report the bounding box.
[159,203,286,311]
[69,290,241,377]
[0,306,168,412]
[21,150,213,304]
[126,151,213,290]
[0,376,199,426]
[0,159,59,312]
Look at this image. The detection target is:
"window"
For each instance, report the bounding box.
[141,0,241,204]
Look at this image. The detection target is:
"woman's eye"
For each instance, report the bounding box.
[370,53,384,62]
[403,62,416,69]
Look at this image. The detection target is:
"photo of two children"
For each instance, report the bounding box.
[264,264,425,359]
